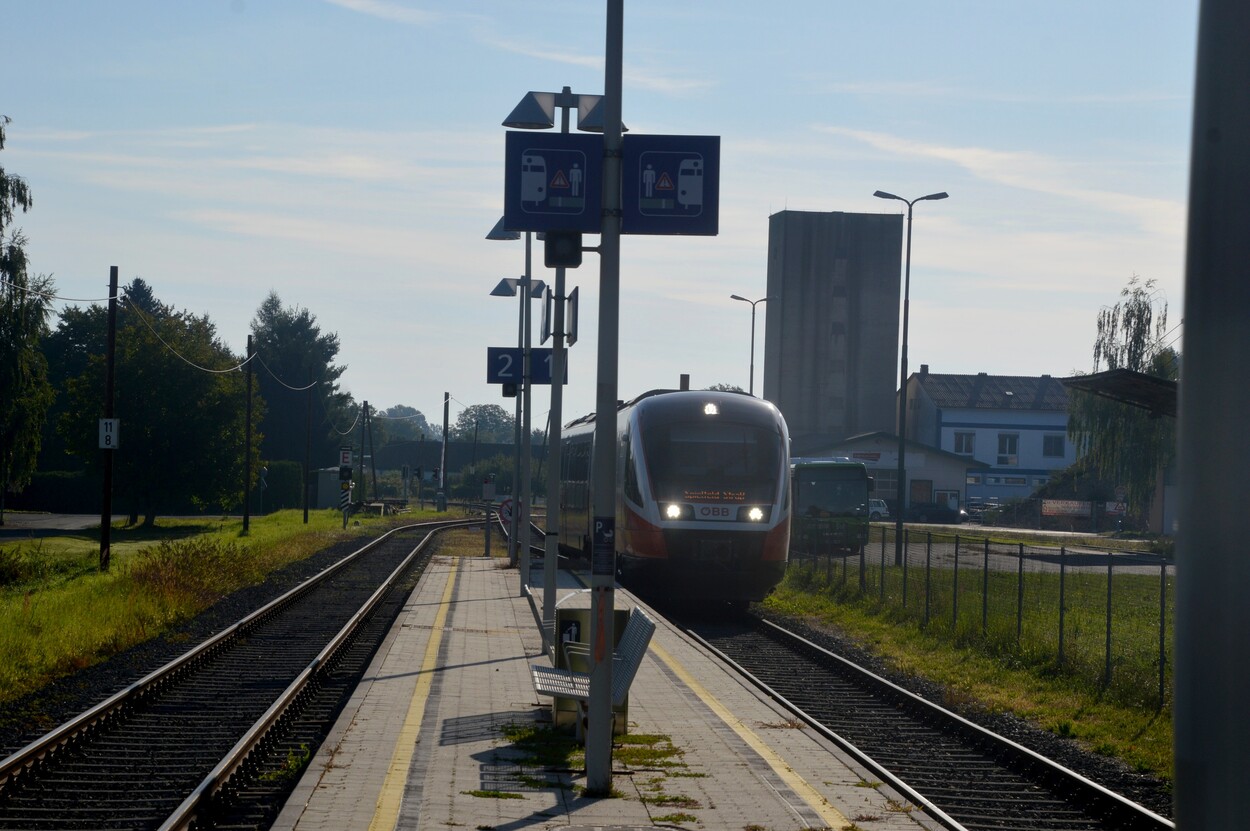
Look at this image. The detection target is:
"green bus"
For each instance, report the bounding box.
[790,457,872,558]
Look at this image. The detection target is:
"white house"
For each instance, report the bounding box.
[905,366,1076,504]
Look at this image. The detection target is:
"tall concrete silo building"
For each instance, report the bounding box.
[762,210,904,455]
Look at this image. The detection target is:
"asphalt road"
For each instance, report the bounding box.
[0,513,124,538]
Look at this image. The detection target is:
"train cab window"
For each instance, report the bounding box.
[642,421,780,503]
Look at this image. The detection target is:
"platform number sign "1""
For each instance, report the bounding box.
[99,419,120,450]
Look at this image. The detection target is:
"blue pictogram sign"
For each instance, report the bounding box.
[504,132,603,233]
[621,134,720,236]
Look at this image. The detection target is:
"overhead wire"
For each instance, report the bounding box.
[125,301,253,374]
[0,275,116,304]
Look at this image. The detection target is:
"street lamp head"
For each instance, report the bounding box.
[920,192,949,202]
[502,92,556,129]
[730,294,749,302]
[491,278,520,297]
[485,216,521,241]
[576,96,629,133]
[873,190,903,202]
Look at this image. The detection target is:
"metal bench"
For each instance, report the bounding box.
[531,607,655,737]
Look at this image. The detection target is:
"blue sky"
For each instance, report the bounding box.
[4,1,1197,435]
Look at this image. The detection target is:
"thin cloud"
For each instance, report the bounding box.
[323,0,441,25]
[817,126,1185,239]
[808,79,1185,105]
[481,34,714,96]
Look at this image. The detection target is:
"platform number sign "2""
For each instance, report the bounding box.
[98,418,120,450]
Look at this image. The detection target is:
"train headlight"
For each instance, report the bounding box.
[664,503,693,520]
[738,506,768,522]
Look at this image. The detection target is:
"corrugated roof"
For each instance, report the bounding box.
[1061,369,1176,418]
[917,372,1069,411]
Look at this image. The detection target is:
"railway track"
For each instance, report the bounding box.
[688,616,1173,831]
[0,519,474,830]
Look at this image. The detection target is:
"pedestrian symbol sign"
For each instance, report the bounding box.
[622,134,719,236]
[504,132,602,233]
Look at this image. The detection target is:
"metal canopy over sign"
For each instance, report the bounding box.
[621,134,720,236]
[503,132,603,233]
[486,346,567,385]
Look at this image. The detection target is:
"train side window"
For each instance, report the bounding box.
[623,439,643,504]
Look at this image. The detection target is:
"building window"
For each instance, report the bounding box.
[1005,476,1027,486]
[966,473,981,485]
[997,433,1019,466]
[1043,434,1065,458]
[873,469,898,501]
[954,432,975,455]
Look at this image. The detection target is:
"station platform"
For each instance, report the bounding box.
[272,549,940,831]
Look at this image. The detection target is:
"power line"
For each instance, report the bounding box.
[126,301,252,374]
[0,275,115,304]
[252,351,319,391]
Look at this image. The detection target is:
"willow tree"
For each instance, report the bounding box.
[0,116,55,525]
[1068,275,1178,517]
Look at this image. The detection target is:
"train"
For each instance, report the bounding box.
[557,389,792,606]
[789,457,873,557]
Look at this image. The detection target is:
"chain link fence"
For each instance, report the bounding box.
[787,524,1174,709]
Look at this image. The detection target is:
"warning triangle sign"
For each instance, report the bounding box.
[656,172,675,190]
[551,170,570,189]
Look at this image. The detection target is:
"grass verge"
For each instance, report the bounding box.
[763,570,1174,781]
[0,508,434,706]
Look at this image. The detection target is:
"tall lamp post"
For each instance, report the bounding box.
[729,294,769,396]
[501,85,607,651]
[485,251,545,592]
[873,189,947,567]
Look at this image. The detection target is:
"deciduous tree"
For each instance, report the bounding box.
[451,404,514,443]
[58,279,262,525]
[1067,275,1178,519]
[250,291,349,467]
[0,116,54,525]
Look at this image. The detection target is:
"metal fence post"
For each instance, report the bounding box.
[1016,542,1025,643]
[880,530,886,602]
[1159,560,1168,709]
[952,534,961,634]
[1058,546,1067,668]
[1105,552,1114,687]
[859,530,867,593]
[982,538,990,636]
[924,531,932,626]
[902,527,910,609]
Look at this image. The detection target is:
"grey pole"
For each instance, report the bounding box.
[873,190,947,566]
[543,95,575,645]
[730,294,768,395]
[1175,0,1250,825]
[519,234,534,594]
[586,0,623,795]
[509,264,523,568]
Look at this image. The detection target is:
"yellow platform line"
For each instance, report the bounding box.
[649,640,850,829]
[369,557,459,831]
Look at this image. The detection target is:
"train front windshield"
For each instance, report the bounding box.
[642,421,781,504]
[794,468,867,518]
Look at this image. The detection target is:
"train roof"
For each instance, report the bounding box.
[563,388,770,429]
[790,456,866,467]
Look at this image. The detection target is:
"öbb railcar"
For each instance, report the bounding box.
[558,389,791,604]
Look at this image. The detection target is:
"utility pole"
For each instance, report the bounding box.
[243,333,253,535]
[99,266,118,570]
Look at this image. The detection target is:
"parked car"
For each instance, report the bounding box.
[964,498,1000,524]
[868,498,890,521]
[905,501,968,524]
